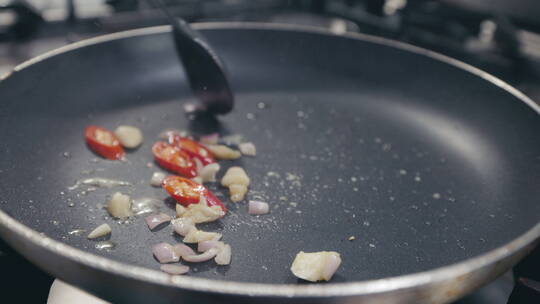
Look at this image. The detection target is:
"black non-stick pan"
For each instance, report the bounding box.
[0,23,539,304]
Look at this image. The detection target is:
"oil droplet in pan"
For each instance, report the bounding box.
[95,241,116,251]
[68,229,86,236]
[131,197,161,215]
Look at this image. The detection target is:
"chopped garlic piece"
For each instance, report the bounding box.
[221,167,250,202]
[183,228,222,243]
[106,192,132,218]
[290,251,342,282]
[215,244,231,265]
[221,167,250,187]
[176,204,186,217]
[171,218,194,236]
[229,184,247,202]
[205,144,241,160]
[193,158,203,174]
[150,172,166,187]
[199,163,220,183]
[239,142,256,156]
[87,223,111,239]
[178,196,224,223]
[114,125,143,148]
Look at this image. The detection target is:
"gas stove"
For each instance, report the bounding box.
[0,1,538,303]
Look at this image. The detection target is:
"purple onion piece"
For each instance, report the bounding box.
[145,213,172,230]
[248,200,269,215]
[173,244,196,257]
[160,264,189,275]
[182,247,219,263]
[197,240,224,252]
[152,242,179,263]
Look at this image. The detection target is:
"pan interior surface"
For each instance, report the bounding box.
[0,27,539,284]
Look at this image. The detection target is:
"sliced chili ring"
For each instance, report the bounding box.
[84,125,125,160]
[169,135,215,166]
[152,142,197,178]
[162,176,226,212]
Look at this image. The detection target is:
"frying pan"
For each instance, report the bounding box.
[0,23,539,304]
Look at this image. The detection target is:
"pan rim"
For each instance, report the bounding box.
[0,22,539,298]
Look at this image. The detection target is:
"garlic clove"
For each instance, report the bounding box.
[87,223,111,239]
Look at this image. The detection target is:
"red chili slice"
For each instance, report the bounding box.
[162,176,226,212]
[204,190,224,211]
[152,142,197,178]
[84,126,125,160]
[168,136,215,166]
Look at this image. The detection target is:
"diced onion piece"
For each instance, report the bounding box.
[200,133,219,145]
[205,144,241,160]
[106,192,132,218]
[173,244,196,257]
[145,213,172,230]
[197,240,224,252]
[171,218,195,236]
[87,223,111,239]
[215,244,231,265]
[221,167,250,186]
[248,200,269,215]
[199,163,220,183]
[179,197,225,223]
[150,172,166,187]
[290,251,341,282]
[182,247,219,262]
[322,252,342,281]
[229,184,248,203]
[192,176,203,184]
[152,243,180,263]
[239,142,256,156]
[183,228,222,244]
[114,125,143,149]
[160,264,189,275]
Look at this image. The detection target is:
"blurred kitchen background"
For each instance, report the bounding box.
[0,0,539,303]
[1,0,540,103]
